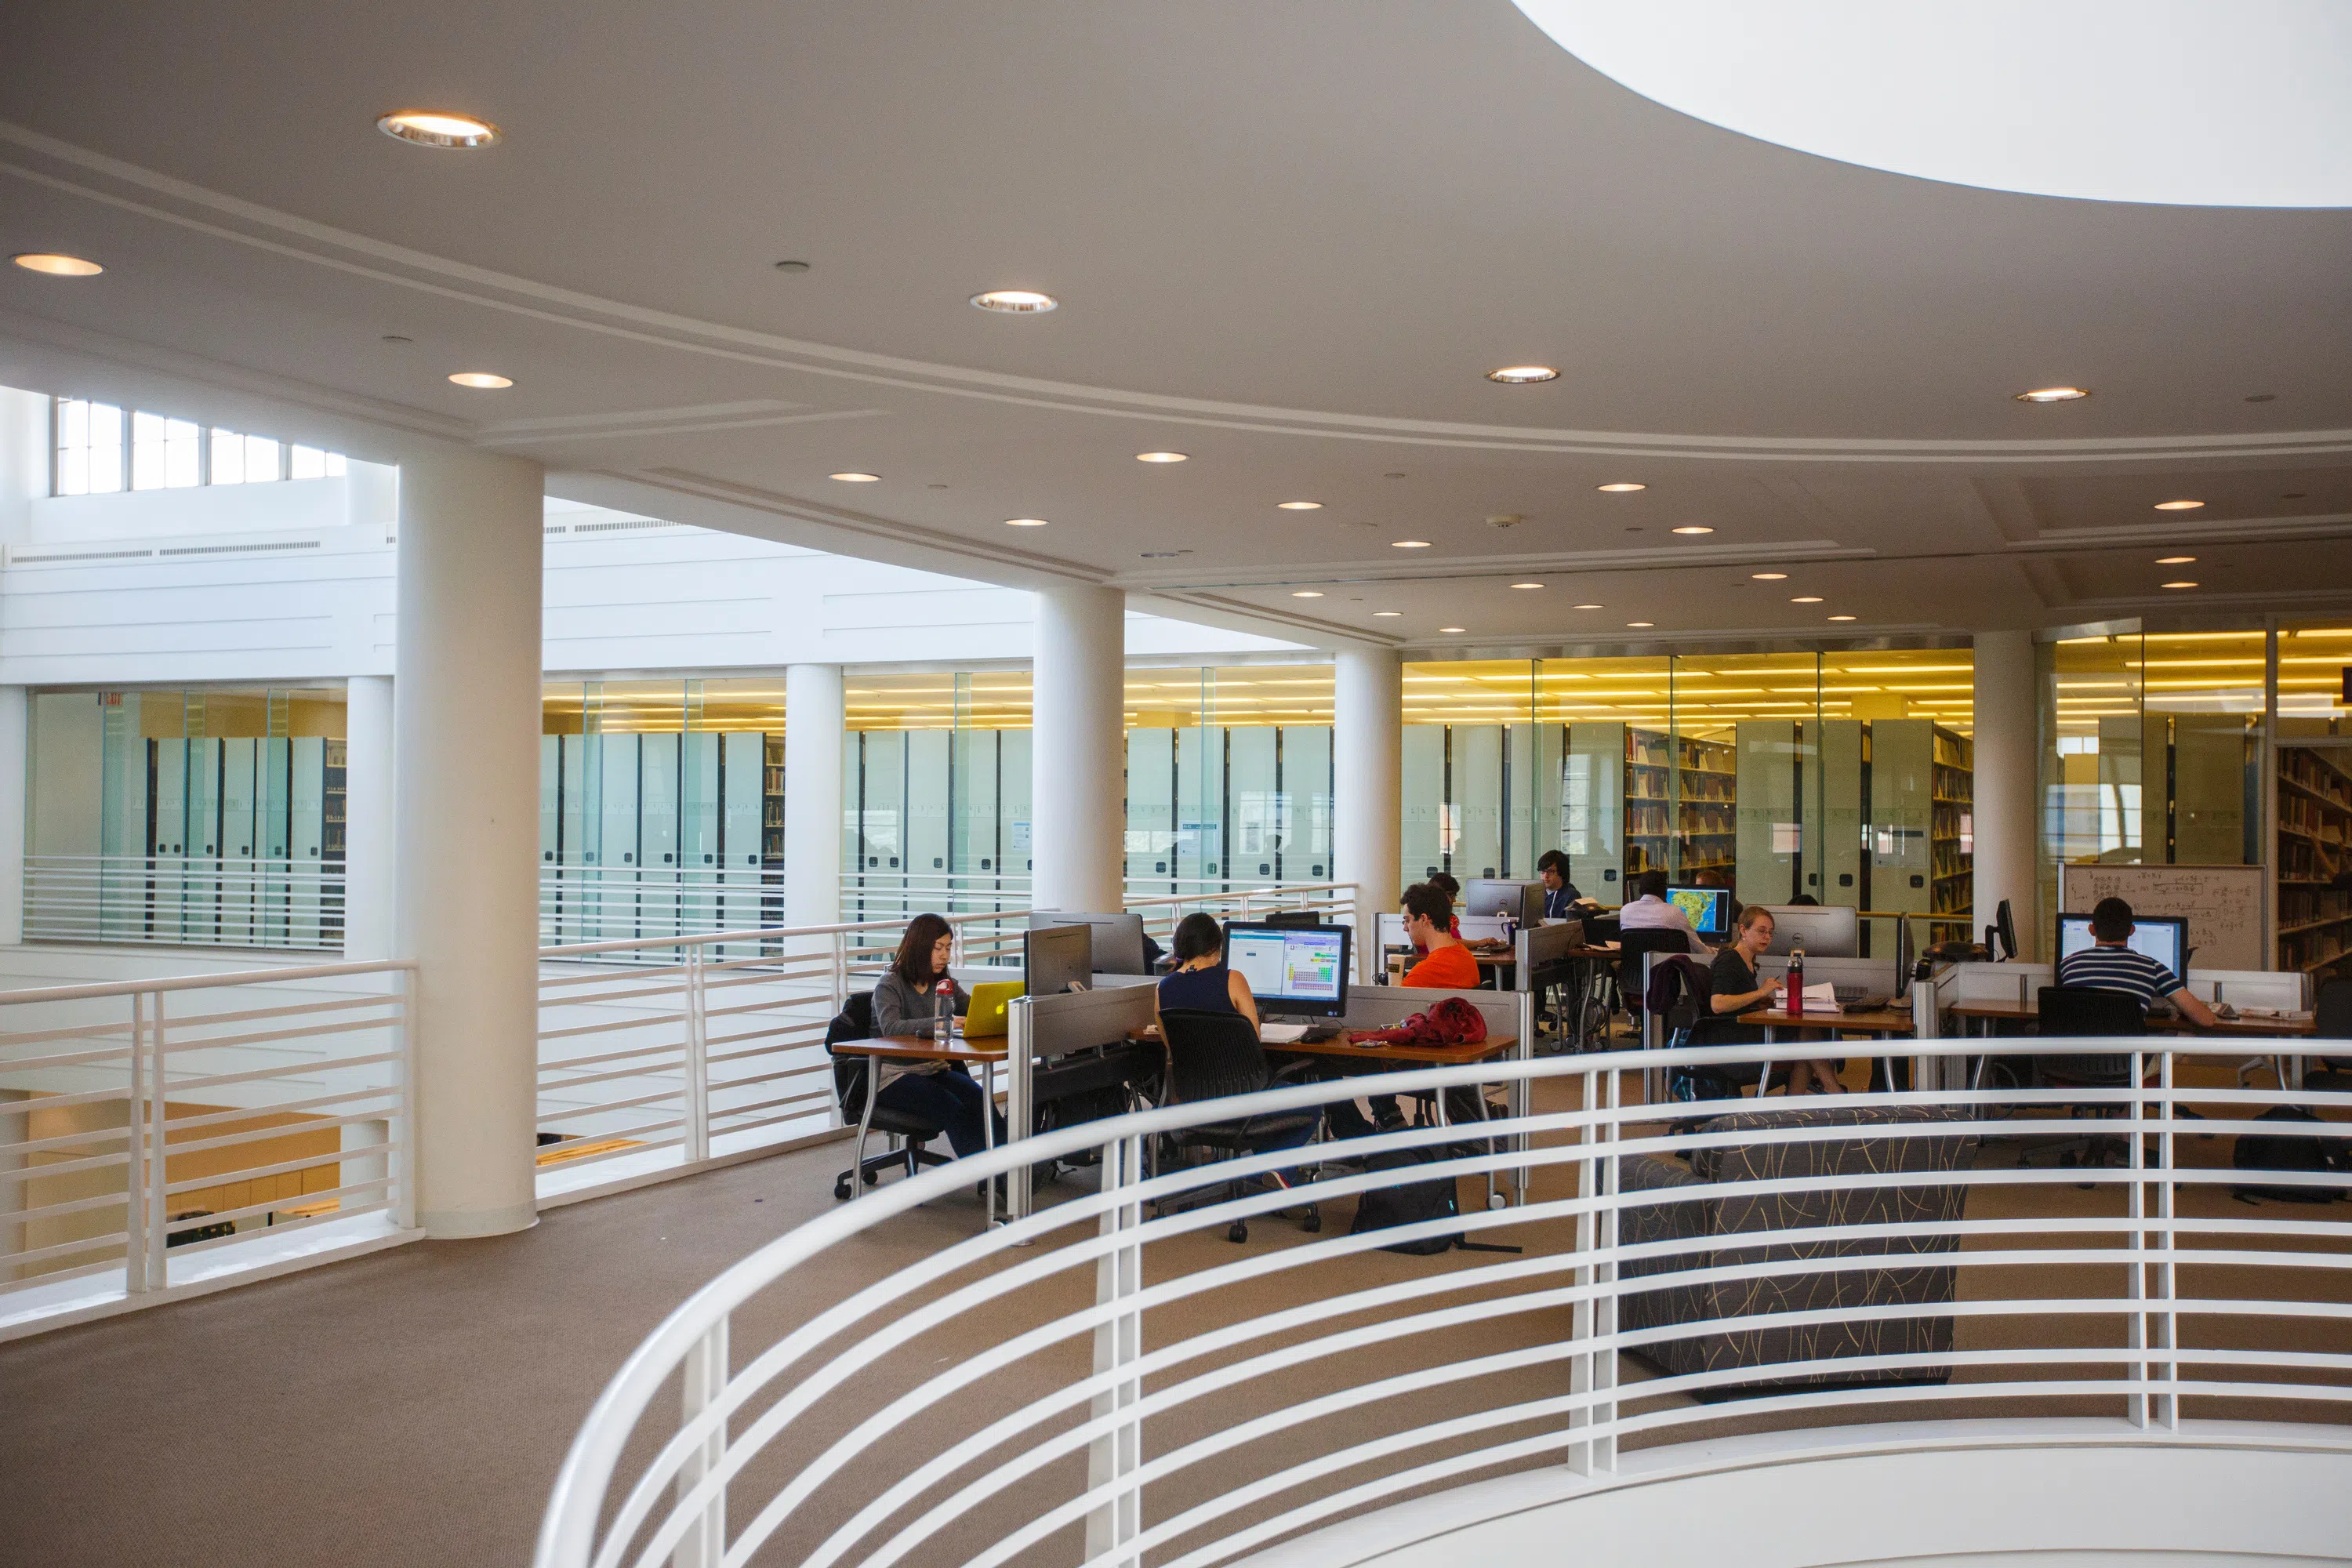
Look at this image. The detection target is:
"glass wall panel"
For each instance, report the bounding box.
[1538,655,1671,902]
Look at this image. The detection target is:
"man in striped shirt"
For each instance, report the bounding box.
[2056,897,2219,1026]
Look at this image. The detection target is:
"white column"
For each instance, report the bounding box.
[0,686,24,947]
[1334,647,1403,944]
[784,663,844,931]
[394,449,544,1239]
[1973,630,2040,960]
[342,675,395,960]
[1032,585,1127,913]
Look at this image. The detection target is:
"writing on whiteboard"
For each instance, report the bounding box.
[2058,863,2264,972]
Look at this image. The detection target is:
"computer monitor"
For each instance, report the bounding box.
[1665,885,1733,938]
[1024,924,1092,996]
[1029,910,1147,975]
[1992,898,2018,963]
[1223,921,1351,1020]
[1464,878,1544,926]
[1759,902,1861,958]
[2056,912,2189,977]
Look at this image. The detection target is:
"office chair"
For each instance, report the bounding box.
[826,990,954,1200]
[1261,909,1324,929]
[1156,1007,1323,1242]
[1618,929,1694,1041]
[2028,985,2147,1174]
[2309,980,2352,1092]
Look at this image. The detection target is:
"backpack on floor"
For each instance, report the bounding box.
[2231,1105,2351,1203]
[1347,1145,1460,1254]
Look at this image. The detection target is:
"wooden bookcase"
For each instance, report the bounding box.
[1929,728,1974,927]
[2276,744,2352,977]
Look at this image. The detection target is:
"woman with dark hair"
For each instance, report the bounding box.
[867,913,1000,1156]
[1154,912,1261,1032]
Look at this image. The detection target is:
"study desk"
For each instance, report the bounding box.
[831,1034,1007,1225]
[1748,1005,1916,1096]
[1949,1000,2316,1040]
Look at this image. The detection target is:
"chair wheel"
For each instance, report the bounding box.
[833,1177,853,1200]
[1228,1221,1249,1243]
[862,1168,879,1185]
[1302,1212,1323,1233]
[1489,1192,1509,1211]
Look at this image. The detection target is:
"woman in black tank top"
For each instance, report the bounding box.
[1154,913,1262,1033]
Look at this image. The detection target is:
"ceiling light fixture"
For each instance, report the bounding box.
[10,252,103,277]
[829,471,880,483]
[1373,610,1403,617]
[376,111,500,149]
[1391,539,1432,549]
[1627,621,1655,628]
[2161,580,2199,590]
[2156,555,2198,565]
[971,289,1058,314]
[1291,590,1324,598]
[1751,572,1788,581]
[1671,525,1715,535]
[1276,500,1322,510]
[1791,595,1824,604]
[1135,451,1188,463]
[1573,603,1602,610]
[2153,499,2205,511]
[1440,626,1468,634]
[2016,386,2089,403]
[1004,517,1050,528]
[1828,614,1857,622]
[1510,582,1545,590]
[448,371,513,389]
[773,260,811,273]
[1486,365,1559,383]
[1597,481,1646,493]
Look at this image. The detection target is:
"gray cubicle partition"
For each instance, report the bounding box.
[1004,985,1160,1219]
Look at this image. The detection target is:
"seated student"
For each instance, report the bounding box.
[867,913,1004,1157]
[2058,897,2219,1027]
[1617,869,1714,957]
[1154,912,1261,1031]
[1708,906,1838,1093]
[1535,849,1595,920]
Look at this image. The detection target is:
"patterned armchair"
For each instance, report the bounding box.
[1618,1104,1980,1398]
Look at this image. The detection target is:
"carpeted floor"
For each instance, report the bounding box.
[2,1061,2345,1568]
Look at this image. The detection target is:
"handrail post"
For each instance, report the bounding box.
[146,992,169,1291]
[1595,1062,1621,1473]
[673,1313,730,1568]
[2127,1045,2150,1428]
[1085,1131,1145,1566]
[684,946,711,1164]
[395,965,419,1231]
[124,991,148,1294]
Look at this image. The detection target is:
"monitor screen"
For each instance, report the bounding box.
[1024,924,1092,997]
[1665,886,1732,938]
[1758,903,1861,958]
[2056,913,2188,976]
[1029,910,1146,975]
[1224,922,1351,1018]
[1463,879,1541,922]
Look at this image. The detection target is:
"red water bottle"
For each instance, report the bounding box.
[1787,945,1806,1018]
[934,975,955,1040]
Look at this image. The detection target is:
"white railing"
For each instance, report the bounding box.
[531,885,1360,1199]
[536,1035,2352,1568]
[0,958,415,1333]
[24,853,347,950]
[540,866,782,950]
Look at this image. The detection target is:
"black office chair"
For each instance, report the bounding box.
[827,990,954,1200]
[1157,1008,1323,1242]
[1618,929,1694,1041]
[2029,985,2147,1173]
[2310,980,2352,1092]
[1261,909,1324,929]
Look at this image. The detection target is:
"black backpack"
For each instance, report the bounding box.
[2231,1105,2352,1203]
[1348,1145,1461,1254]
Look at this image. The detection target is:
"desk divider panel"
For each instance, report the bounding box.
[1004,985,1160,1220]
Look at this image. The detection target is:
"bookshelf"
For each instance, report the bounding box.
[2276,745,2352,977]
[1929,728,1974,927]
[1621,727,1737,886]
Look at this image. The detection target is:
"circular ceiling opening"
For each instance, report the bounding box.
[1512,0,2352,207]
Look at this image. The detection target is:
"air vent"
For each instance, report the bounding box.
[155,539,322,557]
[12,546,155,564]
[544,525,569,535]
[569,518,680,534]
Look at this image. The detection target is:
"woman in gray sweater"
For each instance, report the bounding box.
[868,913,999,1156]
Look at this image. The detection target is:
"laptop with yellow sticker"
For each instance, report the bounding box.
[960,979,1025,1038]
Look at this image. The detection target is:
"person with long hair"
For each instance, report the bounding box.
[1154,912,1261,1031]
[868,913,1001,1156]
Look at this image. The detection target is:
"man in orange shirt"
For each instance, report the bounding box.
[1401,881,1479,989]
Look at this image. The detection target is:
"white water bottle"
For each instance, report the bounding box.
[934,975,954,1041]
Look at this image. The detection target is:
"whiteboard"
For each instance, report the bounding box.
[2058,863,2266,972]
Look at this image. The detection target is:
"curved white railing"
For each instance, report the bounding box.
[536,1037,2352,1568]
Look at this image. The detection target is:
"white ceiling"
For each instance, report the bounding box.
[2,0,2349,656]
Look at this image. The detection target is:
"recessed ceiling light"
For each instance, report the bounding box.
[11,252,103,277]
[1291,590,1324,598]
[1751,572,1788,580]
[773,260,811,273]
[1392,539,1432,549]
[1791,595,1824,604]
[2156,555,2197,564]
[2161,580,2199,590]
[1573,603,1602,610]
[1486,365,1559,383]
[1671,525,1715,535]
[1596,481,1646,493]
[829,471,880,483]
[379,333,412,343]
[1004,517,1050,527]
[1277,500,1323,510]
[2016,386,2089,403]
[1373,609,1403,617]
[448,371,513,389]
[2153,499,2205,510]
[1439,626,1467,634]
[971,289,1058,314]
[1828,614,1857,622]
[1510,582,1545,590]
[376,111,500,149]
[2245,394,2278,404]
[1626,621,1655,628]
[1135,451,1189,463]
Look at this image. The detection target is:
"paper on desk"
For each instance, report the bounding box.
[1799,982,1838,1007]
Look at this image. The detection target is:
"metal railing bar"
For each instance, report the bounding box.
[0,959,415,1005]
[154,1049,401,1098]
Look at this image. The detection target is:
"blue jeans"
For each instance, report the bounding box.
[873,1067,1004,1159]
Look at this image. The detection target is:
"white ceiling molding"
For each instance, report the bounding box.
[2011,512,2352,552]
[1112,539,1870,591]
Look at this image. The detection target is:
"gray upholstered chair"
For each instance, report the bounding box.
[1618,1103,1980,1398]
